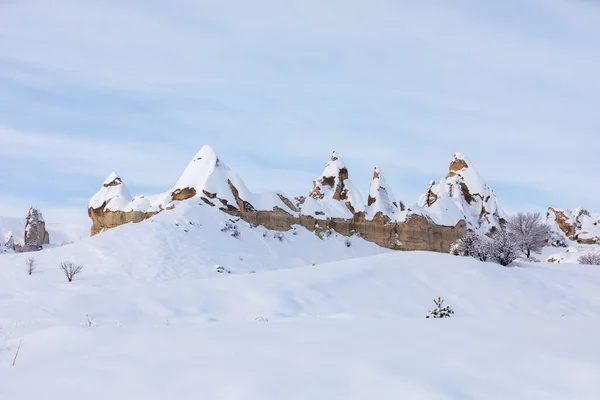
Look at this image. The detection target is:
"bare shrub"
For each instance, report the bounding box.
[490,230,520,267]
[216,265,231,274]
[25,257,37,275]
[273,232,284,242]
[61,261,83,282]
[344,238,352,248]
[507,212,550,258]
[578,252,600,265]
[426,297,454,319]
[451,231,492,262]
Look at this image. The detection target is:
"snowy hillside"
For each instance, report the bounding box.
[1,240,600,398]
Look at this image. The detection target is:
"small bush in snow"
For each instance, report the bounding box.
[507,212,550,258]
[490,230,520,267]
[451,232,492,262]
[61,261,83,282]
[344,238,352,248]
[426,297,454,319]
[273,232,284,242]
[578,252,600,265]
[262,231,269,238]
[25,257,37,275]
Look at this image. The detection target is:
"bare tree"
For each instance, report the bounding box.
[60,261,83,282]
[578,252,600,265]
[25,257,37,275]
[491,230,520,266]
[451,231,493,262]
[507,212,550,258]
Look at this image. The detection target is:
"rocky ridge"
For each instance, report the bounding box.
[88,146,513,252]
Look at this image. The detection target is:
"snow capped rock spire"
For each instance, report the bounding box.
[417,153,506,232]
[366,166,403,223]
[89,172,133,211]
[301,151,364,218]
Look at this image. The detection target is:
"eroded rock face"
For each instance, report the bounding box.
[88,204,158,236]
[87,145,467,253]
[547,207,600,244]
[233,209,466,252]
[417,153,506,233]
[24,208,49,252]
[302,151,365,218]
[88,173,157,236]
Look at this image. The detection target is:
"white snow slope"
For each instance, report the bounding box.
[1,201,600,399]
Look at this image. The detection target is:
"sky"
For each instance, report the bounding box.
[1,0,599,225]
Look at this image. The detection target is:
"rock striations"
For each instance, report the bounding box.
[88,146,514,252]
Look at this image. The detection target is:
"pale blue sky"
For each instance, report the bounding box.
[1,0,599,223]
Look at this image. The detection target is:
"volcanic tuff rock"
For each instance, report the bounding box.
[547,207,600,244]
[88,146,296,236]
[365,166,405,224]
[87,145,472,252]
[301,151,365,218]
[24,207,49,252]
[417,153,507,233]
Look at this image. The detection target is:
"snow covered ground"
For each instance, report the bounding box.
[1,201,600,398]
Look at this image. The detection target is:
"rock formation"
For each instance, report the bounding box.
[417,153,507,233]
[87,146,472,252]
[88,147,296,236]
[24,207,49,252]
[547,207,600,244]
[300,151,365,218]
[365,166,405,224]
[88,172,158,236]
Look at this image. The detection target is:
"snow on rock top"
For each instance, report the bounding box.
[90,146,297,216]
[89,172,133,211]
[300,151,365,219]
[417,153,507,232]
[547,207,600,244]
[168,145,296,214]
[366,166,404,222]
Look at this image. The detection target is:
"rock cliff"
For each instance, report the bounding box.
[87,146,473,252]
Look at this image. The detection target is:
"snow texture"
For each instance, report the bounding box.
[1,216,600,398]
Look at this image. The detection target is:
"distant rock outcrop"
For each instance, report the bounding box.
[24,207,49,252]
[88,146,297,236]
[417,153,507,233]
[547,207,600,244]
